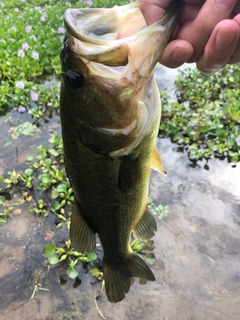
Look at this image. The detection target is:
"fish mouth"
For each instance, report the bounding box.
[64,3,144,43]
[63,3,143,66]
[63,1,181,72]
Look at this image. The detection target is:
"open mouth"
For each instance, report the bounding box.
[63,3,146,43]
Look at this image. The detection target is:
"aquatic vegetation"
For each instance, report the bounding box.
[148,197,169,220]
[28,199,49,217]
[0,133,68,223]
[0,192,27,225]
[44,241,97,279]
[0,0,129,114]
[13,121,37,137]
[43,237,156,293]
[0,170,20,188]
[160,64,240,163]
[0,199,12,225]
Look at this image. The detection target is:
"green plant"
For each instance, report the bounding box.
[44,241,97,279]
[0,170,21,188]
[28,199,48,217]
[148,197,169,220]
[160,64,240,162]
[0,0,129,114]
[50,182,74,223]
[0,199,12,225]
[21,168,34,189]
[131,239,156,265]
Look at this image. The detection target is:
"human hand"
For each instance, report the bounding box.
[139,0,240,73]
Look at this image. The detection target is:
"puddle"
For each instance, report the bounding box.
[0,65,240,320]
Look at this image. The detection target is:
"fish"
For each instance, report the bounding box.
[60,0,181,303]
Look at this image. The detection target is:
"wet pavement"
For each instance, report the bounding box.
[0,65,240,320]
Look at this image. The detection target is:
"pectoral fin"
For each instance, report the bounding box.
[70,200,96,253]
[133,207,157,240]
[151,146,167,176]
[118,156,140,192]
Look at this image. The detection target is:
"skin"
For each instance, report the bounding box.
[139,0,240,73]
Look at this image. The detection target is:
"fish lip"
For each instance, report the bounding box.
[63,1,180,47]
[63,3,141,45]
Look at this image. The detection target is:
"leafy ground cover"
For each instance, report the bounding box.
[0,0,130,115]
[160,65,240,163]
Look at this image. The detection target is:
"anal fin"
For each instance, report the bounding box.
[133,207,157,240]
[70,200,96,253]
[151,146,167,175]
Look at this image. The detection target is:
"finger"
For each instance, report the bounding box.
[139,0,169,25]
[229,13,240,63]
[158,39,193,68]
[178,0,238,63]
[196,19,240,73]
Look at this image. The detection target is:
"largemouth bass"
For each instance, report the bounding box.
[60,0,180,303]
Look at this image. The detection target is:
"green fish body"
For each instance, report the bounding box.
[60,1,180,303]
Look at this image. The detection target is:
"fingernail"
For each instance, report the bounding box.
[171,47,192,62]
[215,29,236,49]
[215,0,236,10]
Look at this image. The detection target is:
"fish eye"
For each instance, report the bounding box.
[63,70,84,90]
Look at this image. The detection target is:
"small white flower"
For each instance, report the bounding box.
[30,35,36,41]
[31,51,39,59]
[18,49,25,58]
[58,27,64,34]
[18,106,26,113]
[31,92,38,101]
[22,42,29,50]
[16,81,24,89]
[26,25,32,33]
